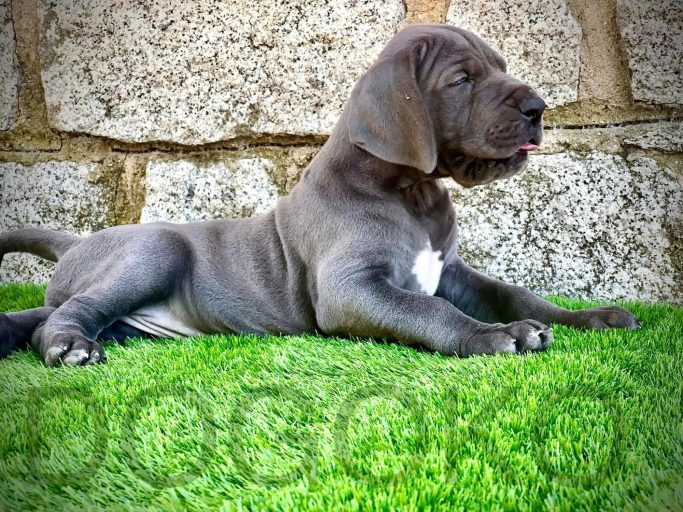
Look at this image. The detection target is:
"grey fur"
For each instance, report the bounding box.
[0,25,638,366]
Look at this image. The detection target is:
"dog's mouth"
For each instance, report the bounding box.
[439,138,540,188]
[518,141,539,152]
[516,133,542,153]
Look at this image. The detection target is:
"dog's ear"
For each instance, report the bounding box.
[348,42,437,174]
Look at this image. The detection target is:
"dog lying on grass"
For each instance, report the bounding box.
[0,24,639,366]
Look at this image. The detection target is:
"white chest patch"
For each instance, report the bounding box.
[411,243,444,295]
[119,303,203,338]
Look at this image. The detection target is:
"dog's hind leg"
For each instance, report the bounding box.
[0,306,149,360]
[0,307,55,358]
[33,270,181,366]
[32,286,164,366]
[31,229,191,367]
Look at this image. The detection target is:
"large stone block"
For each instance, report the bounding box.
[0,0,19,131]
[0,161,116,282]
[37,0,404,144]
[622,122,683,152]
[616,0,683,105]
[540,121,683,154]
[448,151,683,305]
[446,0,582,108]
[141,157,281,224]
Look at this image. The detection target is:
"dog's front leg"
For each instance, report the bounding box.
[316,265,552,356]
[436,257,639,330]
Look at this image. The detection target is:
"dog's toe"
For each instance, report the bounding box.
[461,320,553,356]
[572,306,639,331]
[43,335,106,367]
[505,320,553,353]
[45,344,69,367]
[62,348,90,366]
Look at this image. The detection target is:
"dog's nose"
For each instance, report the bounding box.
[518,96,546,121]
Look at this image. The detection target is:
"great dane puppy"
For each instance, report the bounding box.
[0,24,638,366]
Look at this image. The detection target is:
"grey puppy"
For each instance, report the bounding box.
[0,24,638,366]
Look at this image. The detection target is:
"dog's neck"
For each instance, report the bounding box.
[306,114,448,209]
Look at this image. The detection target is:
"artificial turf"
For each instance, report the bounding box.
[0,283,681,511]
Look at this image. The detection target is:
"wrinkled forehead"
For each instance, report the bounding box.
[442,26,508,72]
[381,24,508,73]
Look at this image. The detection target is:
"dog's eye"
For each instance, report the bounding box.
[449,75,471,87]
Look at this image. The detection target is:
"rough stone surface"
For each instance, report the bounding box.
[405,0,447,24]
[616,0,683,105]
[621,122,683,153]
[447,151,683,305]
[0,0,19,131]
[446,0,581,108]
[0,161,116,282]
[262,146,318,195]
[37,0,404,144]
[141,158,280,223]
[568,0,632,105]
[540,122,683,154]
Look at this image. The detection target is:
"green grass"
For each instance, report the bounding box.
[0,284,681,511]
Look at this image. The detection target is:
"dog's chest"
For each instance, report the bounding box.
[389,180,457,295]
[410,242,445,295]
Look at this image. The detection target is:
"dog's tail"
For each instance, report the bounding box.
[0,228,81,267]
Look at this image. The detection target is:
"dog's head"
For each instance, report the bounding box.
[347,24,545,188]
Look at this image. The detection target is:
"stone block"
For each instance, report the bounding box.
[0,161,116,282]
[622,122,683,153]
[540,121,683,154]
[447,151,683,304]
[141,157,281,223]
[0,0,18,131]
[446,0,582,108]
[616,0,683,105]
[37,0,404,144]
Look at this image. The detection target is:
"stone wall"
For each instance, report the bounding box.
[1,0,681,304]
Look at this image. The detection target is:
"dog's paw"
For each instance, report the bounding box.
[462,319,553,357]
[43,333,107,367]
[568,306,640,330]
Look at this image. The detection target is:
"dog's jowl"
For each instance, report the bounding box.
[0,24,639,366]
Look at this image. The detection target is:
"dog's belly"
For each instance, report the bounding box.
[118,303,203,338]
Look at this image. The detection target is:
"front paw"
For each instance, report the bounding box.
[461,320,553,357]
[569,306,640,330]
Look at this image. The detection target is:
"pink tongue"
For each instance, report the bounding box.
[520,142,539,151]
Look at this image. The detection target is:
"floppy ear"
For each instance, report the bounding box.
[347,43,437,174]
